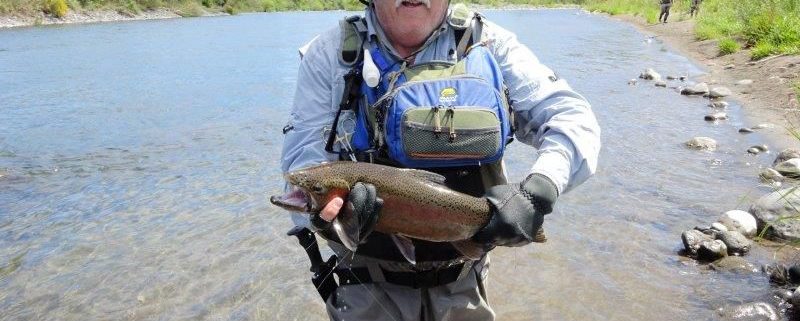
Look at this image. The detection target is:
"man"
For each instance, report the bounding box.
[690,0,702,17]
[659,0,673,23]
[280,0,600,320]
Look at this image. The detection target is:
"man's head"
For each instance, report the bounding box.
[373,0,449,56]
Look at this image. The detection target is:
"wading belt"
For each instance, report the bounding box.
[335,263,468,289]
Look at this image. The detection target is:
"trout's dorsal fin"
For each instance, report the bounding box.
[398,169,446,185]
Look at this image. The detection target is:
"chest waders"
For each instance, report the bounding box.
[292,5,513,302]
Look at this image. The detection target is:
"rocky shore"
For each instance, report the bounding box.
[615,14,800,148]
[0,9,184,29]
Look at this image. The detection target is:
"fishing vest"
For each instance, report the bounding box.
[329,5,514,174]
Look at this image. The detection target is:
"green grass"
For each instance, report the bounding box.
[718,37,740,55]
[697,0,800,59]
[794,81,800,100]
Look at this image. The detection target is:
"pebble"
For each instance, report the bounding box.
[752,123,775,129]
[627,79,637,85]
[666,75,677,80]
[708,101,729,109]
[685,137,718,150]
[746,145,768,155]
[704,112,728,121]
[735,79,753,86]
[681,82,709,95]
[654,80,666,87]
[639,68,661,80]
[723,64,735,69]
[708,86,733,98]
[739,128,754,133]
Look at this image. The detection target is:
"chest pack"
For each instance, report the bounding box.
[327,7,513,169]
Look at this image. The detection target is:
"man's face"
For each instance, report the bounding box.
[373,0,449,54]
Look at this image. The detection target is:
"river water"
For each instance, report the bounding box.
[0,9,789,321]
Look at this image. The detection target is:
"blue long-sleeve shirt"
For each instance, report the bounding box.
[281,8,600,199]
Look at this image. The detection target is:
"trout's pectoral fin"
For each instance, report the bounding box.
[451,240,487,260]
[391,235,417,265]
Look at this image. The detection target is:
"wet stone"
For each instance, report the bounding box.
[774,289,793,301]
[685,137,717,150]
[739,128,755,134]
[711,222,728,232]
[654,80,667,87]
[719,210,758,237]
[710,256,755,273]
[736,79,753,86]
[708,86,733,98]
[774,158,800,178]
[681,82,709,95]
[715,231,751,255]
[639,68,661,80]
[627,79,637,85]
[666,75,677,80]
[705,112,728,121]
[697,239,728,261]
[715,302,779,321]
[773,148,800,166]
[751,188,800,241]
[752,123,775,129]
[682,229,714,255]
[747,145,768,154]
[709,101,729,109]
[760,168,784,182]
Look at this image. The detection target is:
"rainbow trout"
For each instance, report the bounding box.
[271,162,545,262]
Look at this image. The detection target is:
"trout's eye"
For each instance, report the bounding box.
[311,183,326,195]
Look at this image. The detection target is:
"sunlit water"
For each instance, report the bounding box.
[0,9,787,321]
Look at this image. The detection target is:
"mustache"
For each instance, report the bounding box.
[394,0,431,8]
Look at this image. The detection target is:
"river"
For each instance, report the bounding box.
[0,9,786,321]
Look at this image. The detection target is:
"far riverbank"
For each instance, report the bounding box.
[615,13,800,148]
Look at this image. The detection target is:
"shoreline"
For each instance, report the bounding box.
[612,14,800,149]
[0,9,186,29]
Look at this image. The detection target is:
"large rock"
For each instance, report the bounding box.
[708,86,733,98]
[718,210,758,237]
[715,231,751,255]
[773,148,800,166]
[697,239,728,261]
[710,256,756,273]
[750,188,800,241]
[681,82,709,95]
[682,229,714,255]
[759,168,784,182]
[715,302,779,321]
[774,158,800,178]
[639,68,661,80]
[685,137,717,151]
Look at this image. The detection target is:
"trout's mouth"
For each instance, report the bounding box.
[270,186,317,212]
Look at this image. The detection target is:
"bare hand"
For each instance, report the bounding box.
[319,197,344,222]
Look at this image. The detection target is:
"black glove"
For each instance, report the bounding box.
[311,182,383,243]
[472,174,558,249]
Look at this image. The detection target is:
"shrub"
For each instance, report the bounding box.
[43,0,68,18]
[718,38,740,55]
[750,41,775,60]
